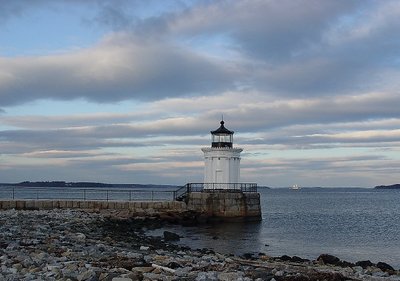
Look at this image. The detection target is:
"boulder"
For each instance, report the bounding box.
[218,272,244,281]
[317,254,341,266]
[166,261,182,269]
[338,260,355,268]
[163,231,180,241]
[291,256,310,263]
[279,255,292,262]
[355,260,374,269]
[241,252,256,260]
[376,262,394,272]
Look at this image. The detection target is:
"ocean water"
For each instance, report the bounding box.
[160,188,400,268]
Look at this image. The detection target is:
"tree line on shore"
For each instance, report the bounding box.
[374,183,400,189]
[0,181,178,189]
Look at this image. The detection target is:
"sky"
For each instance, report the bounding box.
[1,0,400,187]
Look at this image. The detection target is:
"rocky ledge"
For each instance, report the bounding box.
[0,209,399,281]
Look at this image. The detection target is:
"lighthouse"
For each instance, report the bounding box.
[175,119,261,221]
[201,120,243,189]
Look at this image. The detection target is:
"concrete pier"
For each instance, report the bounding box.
[0,192,262,222]
[186,192,262,222]
[0,200,186,216]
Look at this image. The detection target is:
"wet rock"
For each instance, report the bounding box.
[77,269,96,281]
[218,271,244,281]
[376,261,395,272]
[131,266,154,273]
[372,270,389,277]
[352,266,364,273]
[356,260,375,269]
[163,231,180,241]
[121,272,142,281]
[249,269,274,280]
[142,272,165,280]
[196,271,218,281]
[175,266,192,277]
[290,256,310,263]
[337,260,355,268]
[241,252,256,260]
[279,255,292,261]
[75,232,87,241]
[166,261,182,269]
[99,272,121,281]
[317,254,341,266]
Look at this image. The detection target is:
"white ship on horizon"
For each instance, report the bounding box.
[290,184,301,190]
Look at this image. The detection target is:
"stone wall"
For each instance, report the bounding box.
[0,192,262,222]
[0,200,186,216]
[185,192,262,222]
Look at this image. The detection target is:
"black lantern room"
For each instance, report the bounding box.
[211,120,234,148]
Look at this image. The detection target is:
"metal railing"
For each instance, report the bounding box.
[0,183,258,202]
[0,187,176,201]
[174,182,258,200]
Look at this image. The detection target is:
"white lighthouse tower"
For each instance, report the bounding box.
[176,119,261,221]
[201,120,243,189]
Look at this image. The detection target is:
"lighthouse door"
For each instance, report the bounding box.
[215,170,223,189]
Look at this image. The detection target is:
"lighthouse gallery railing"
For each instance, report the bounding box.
[174,183,257,201]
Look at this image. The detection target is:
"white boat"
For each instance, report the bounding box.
[290,184,301,190]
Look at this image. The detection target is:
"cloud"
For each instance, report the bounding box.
[0,33,239,106]
[170,0,362,59]
[2,1,400,186]
[2,0,400,107]
[2,90,400,157]
[0,1,27,24]
[166,0,400,96]
[91,1,134,30]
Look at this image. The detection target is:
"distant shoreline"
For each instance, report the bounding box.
[0,181,178,189]
[374,184,400,190]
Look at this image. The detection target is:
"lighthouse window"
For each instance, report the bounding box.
[212,134,232,143]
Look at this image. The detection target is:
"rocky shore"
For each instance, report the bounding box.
[1,209,399,281]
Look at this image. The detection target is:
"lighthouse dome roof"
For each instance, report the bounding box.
[211,120,234,135]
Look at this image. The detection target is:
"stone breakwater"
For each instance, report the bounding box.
[0,200,186,215]
[0,209,399,281]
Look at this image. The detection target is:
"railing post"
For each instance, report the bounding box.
[151,191,154,201]
[129,191,132,201]
[12,188,15,200]
[83,189,86,201]
[106,190,109,201]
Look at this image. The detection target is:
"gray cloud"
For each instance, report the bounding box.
[171,0,363,60]
[2,1,400,106]
[0,1,27,24]
[2,90,400,158]
[0,36,238,106]
[2,1,400,186]
[163,0,400,96]
[91,2,134,30]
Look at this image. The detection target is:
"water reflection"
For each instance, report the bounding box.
[162,221,264,256]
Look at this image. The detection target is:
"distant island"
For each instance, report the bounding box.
[0,181,178,189]
[374,184,400,190]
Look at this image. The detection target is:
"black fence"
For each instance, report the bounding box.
[174,182,257,200]
[0,183,257,202]
[0,187,175,201]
